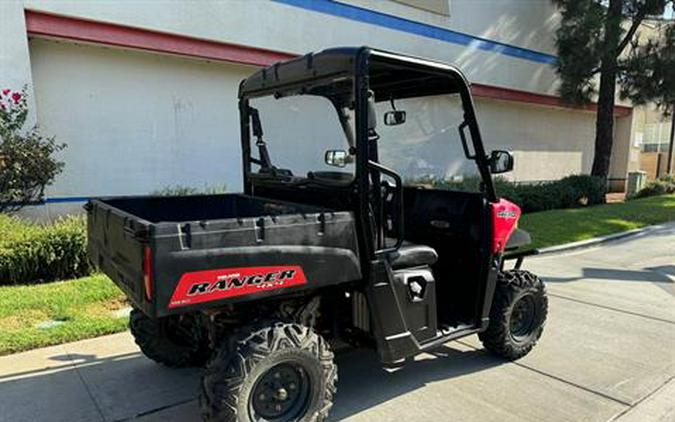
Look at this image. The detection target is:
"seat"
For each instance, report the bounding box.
[388,241,438,269]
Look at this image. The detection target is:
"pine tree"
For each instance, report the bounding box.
[553,0,674,182]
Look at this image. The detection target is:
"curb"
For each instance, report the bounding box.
[537,225,661,256]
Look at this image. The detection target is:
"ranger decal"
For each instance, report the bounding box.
[169,265,307,308]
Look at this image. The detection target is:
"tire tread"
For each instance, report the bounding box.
[478,270,548,360]
[200,320,336,422]
[130,308,210,368]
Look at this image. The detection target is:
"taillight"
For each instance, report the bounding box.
[143,246,153,301]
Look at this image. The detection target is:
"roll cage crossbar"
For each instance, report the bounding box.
[238,47,497,258]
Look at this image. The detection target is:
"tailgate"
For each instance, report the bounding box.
[86,199,154,315]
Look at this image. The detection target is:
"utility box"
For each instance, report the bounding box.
[627,171,647,196]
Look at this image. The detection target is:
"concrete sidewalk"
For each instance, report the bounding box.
[1,223,674,422]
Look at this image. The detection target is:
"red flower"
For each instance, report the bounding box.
[11,92,21,104]
[1,89,9,96]
[0,104,5,111]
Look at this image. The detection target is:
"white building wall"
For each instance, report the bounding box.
[475,99,597,181]
[30,39,254,197]
[345,0,560,54]
[22,0,561,95]
[0,1,37,124]
[0,0,635,218]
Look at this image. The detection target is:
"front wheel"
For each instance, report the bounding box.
[479,270,548,360]
[200,320,337,422]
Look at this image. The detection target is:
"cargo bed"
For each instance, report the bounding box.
[87,194,361,317]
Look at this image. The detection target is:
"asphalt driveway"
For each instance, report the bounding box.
[1,223,674,422]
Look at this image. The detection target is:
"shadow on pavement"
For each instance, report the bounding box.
[0,342,502,422]
[544,266,675,284]
[0,351,199,422]
[645,265,675,277]
[331,344,503,421]
[0,351,140,383]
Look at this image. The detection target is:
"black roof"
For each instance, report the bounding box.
[239,47,469,101]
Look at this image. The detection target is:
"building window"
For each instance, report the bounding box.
[390,0,450,16]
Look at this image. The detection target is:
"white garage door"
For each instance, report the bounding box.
[29,38,256,200]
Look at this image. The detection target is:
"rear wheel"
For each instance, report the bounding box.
[200,320,336,422]
[130,308,211,367]
[479,270,547,360]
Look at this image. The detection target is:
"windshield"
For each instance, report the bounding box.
[246,87,483,191]
[248,92,354,182]
[374,93,482,190]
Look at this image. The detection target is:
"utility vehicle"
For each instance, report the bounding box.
[87,47,547,422]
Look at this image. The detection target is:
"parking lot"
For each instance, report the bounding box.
[0,223,673,422]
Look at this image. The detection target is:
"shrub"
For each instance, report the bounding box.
[0,87,65,213]
[410,174,606,213]
[0,214,92,285]
[501,175,606,212]
[630,175,675,199]
[0,214,39,245]
[558,174,606,205]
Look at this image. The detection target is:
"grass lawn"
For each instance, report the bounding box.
[521,194,675,249]
[0,274,128,356]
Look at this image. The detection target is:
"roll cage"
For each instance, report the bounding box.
[238,46,497,260]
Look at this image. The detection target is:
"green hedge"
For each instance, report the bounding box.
[413,174,606,213]
[0,215,92,285]
[496,175,606,213]
[630,175,675,199]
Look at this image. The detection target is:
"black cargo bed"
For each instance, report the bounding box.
[100,194,325,223]
[87,194,361,317]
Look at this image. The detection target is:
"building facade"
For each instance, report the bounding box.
[0,0,639,218]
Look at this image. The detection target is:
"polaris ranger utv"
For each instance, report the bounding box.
[87,47,547,422]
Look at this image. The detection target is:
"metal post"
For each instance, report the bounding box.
[668,110,674,175]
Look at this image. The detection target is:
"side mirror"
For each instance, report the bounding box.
[488,150,514,174]
[384,110,406,126]
[325,150,349,168]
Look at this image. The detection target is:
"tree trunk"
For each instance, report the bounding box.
[590,0,623,182]
[591,65,618,179]
[668,109,674,175]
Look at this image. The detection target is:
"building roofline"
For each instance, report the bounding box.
[24,9,295,67]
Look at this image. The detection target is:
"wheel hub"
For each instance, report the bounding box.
[510,294,537,342]
[275,387,288,401]
[251,363,310,421]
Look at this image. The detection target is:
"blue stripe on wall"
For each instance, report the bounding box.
[271,0,557,65]
[44,196,91,204]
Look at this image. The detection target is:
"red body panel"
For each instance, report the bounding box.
[491,198,521,254]
[169,265,307,309]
